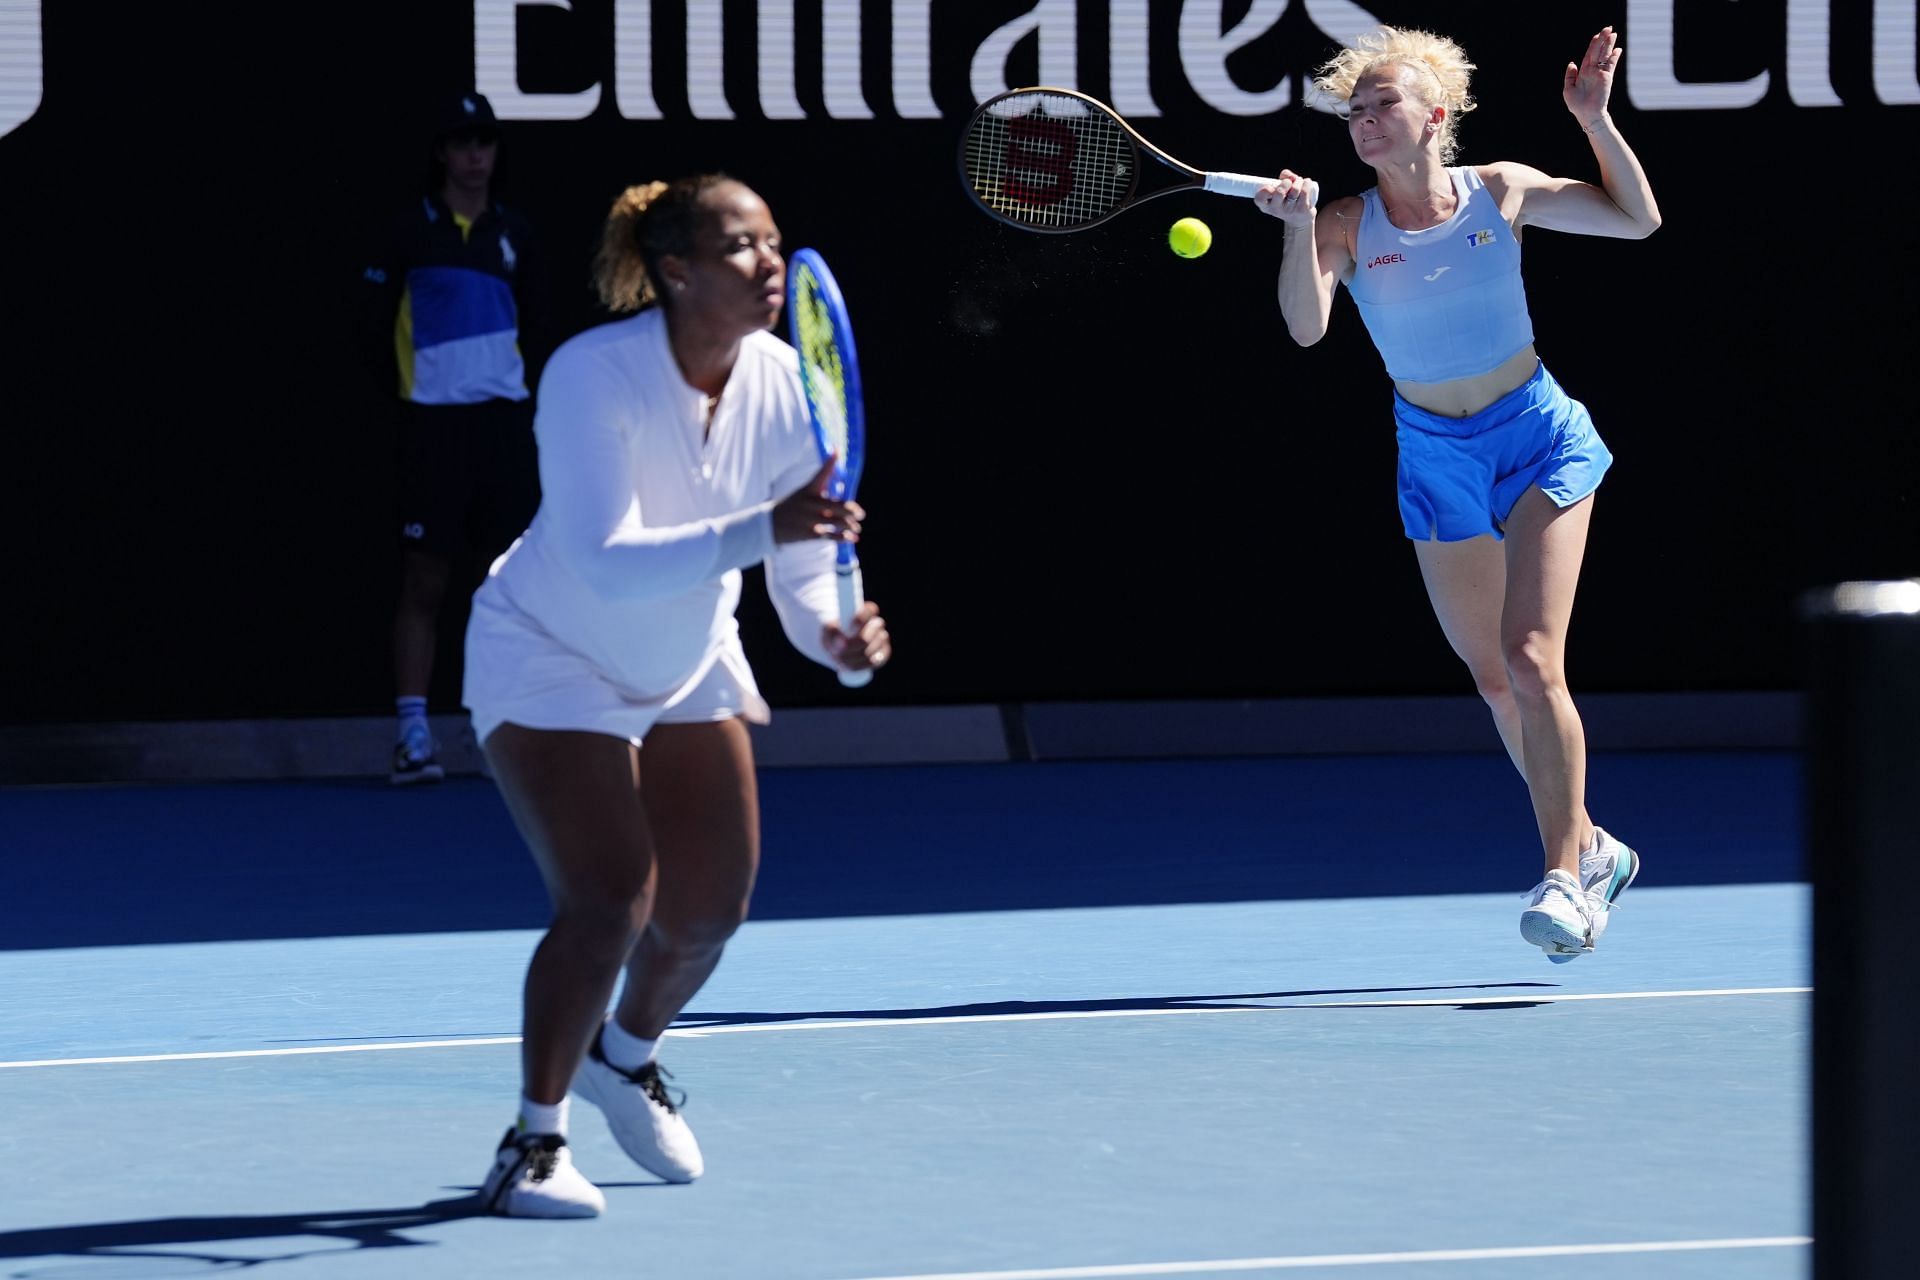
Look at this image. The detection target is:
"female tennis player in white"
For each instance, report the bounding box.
[1254,26,1658,961]
[465,174,891,1217]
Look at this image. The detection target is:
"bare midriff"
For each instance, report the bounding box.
[1393,344,1540,418]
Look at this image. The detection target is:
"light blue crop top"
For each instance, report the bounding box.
[1344,166,1534,383]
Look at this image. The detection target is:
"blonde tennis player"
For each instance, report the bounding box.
[1254,26,1658,961]
[465,175,891,1217]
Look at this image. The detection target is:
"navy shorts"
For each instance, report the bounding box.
[396,398,539,561]
[1392,362,1612,542]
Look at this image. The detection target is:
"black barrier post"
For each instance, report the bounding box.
[1803,580,1920,1279]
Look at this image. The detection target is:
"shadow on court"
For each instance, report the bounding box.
[1,752,1801,949]
[0,1197,483,1274]
[676,980,1562,1028]
[221,984,1559,1050]
[0,1179,683,1277]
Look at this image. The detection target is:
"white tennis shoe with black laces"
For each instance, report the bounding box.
[572,1027,705,1183]
[480,1127,604,1218]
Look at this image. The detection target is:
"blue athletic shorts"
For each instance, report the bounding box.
[1392,362,1612,542]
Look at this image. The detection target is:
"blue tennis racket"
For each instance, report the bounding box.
[786,248,871,689]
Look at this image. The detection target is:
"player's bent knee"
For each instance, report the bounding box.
[550,895,647,955]
[649,902,750,956]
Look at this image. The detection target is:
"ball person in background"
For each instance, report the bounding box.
[1254,26,1659,960]
[464,175,891,1217]
[359,92,548,785]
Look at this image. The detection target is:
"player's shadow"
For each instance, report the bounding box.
[0,1198,480,1274]
[0,1187,642,1275]
[676,981,1558,1028]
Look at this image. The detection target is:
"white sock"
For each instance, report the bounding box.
[519,1095,569,1137]
[396,696,429,740]
[1579,830,1600,859]
[600,1018,660,1073]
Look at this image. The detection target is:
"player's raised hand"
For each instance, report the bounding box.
[1254,171,1319,226]
[773,457,864,545]
[824,599,890,677]
[1565,26,1621,123]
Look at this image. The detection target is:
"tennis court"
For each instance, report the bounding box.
[1,747,1808,1279]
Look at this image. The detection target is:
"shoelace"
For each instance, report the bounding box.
[523,1133,566,1183]
[1521,877,1595,930]
[634,1061,688,1114]
[589,1029,691,1112]
[1522,876,1578,907]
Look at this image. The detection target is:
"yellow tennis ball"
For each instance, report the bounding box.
[1168,217,1212,258]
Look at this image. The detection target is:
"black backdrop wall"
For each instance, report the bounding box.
[3,1,1914,724]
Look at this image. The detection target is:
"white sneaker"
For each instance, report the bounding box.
[1521,868,1594,961]
[572,1028,705,1183]
[390,722,444,786]
[1579,827,1641,949]
[480,1127,605,1218]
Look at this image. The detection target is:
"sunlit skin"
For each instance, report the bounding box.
[1248,27,1662,885]
[655,184,789,396]
[1348,65,1446,176]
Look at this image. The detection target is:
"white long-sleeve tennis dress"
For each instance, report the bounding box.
[462,306,842,744]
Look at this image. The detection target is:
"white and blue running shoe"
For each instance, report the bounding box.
[1578,827,1641,950]
[1521,869,1593,961]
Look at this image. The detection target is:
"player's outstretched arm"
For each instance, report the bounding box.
[1507,25,1661,240]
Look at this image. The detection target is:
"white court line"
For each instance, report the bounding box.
[0,986,1809,1070]
[837,1235,1812,1279]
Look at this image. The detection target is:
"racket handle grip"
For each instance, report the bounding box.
[1206,172,1317,206]
[836,561,872,688]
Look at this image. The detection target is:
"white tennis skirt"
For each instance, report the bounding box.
[462,586,771,748]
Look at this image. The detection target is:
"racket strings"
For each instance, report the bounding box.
[793,275,852,460]
[964,93,1134,230]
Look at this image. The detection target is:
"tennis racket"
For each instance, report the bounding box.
[959,85,1314,233]
[786,248,872,689]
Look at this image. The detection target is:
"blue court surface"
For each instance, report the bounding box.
[1,751,1808,1279]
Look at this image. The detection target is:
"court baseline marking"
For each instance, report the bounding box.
[0,986,1808,1070]
[835,1235,1812,1278]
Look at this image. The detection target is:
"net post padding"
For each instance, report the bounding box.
[1801,580,1920,1280]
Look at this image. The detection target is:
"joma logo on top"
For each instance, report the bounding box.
[474,0,1920,124]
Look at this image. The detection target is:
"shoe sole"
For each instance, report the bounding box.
[572,1063,702,1183]
[1519,909,1588,955]
[390,766,445,786]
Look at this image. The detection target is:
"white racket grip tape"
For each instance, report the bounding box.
[836,560,872,688]
[1205,172,1318,206]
